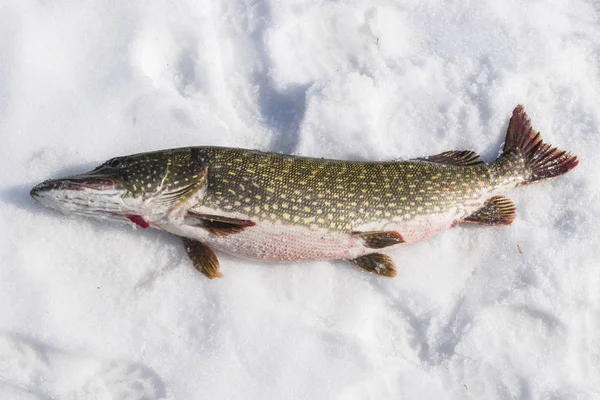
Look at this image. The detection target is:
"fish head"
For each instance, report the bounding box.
[30,148,209,226]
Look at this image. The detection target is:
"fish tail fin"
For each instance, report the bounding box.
[496,105,578,185]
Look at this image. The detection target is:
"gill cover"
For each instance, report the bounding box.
[97,147,210,218]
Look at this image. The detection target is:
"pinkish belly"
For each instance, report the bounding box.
[162,216,456,262]
[201,223,365,262]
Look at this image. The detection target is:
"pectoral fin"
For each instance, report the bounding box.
[352,230,405,249]
[182,238,223,279]
[349,253,397,277]
[185,212,256,237]
[460,196,516,225]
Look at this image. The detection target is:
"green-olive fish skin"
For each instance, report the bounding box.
[30,106,578,278]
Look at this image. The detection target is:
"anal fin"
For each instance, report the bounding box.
[182,238,223,279]
[460,195,516,226]
[352,230,405,249]
[185,212,256,237]
[349,253,397,277]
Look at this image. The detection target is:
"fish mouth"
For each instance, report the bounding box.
[30,175,118,198]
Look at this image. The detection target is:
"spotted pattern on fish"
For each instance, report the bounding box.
[198,147,494,231]
[98,149,208,200]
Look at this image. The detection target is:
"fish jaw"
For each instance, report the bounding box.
[30,147,211,228]
[30,173,194,228]
[30,177,169,231]
[30,175,133,222]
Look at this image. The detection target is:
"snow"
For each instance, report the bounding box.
[1,0,599,398]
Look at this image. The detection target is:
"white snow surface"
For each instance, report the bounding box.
[1,0,599,399]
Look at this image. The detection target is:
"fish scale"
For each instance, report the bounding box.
[201,148,493,231]
[30,106,578,279]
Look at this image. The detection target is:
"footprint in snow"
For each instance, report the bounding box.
[0,333,165,400]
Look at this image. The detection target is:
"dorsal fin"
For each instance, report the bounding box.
[417,150,485,167]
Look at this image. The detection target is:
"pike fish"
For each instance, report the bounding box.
[30,106,578,278]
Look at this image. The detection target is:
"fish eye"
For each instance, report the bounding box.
[106,158,124,168]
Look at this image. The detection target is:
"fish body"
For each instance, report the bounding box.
[167,148,491,261]
[31,106,578,278]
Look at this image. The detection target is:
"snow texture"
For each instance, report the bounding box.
[1,0,599,399]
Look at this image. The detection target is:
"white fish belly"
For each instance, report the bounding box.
[353,210,464,246]
[162,220,368,262]
[158,215,460,262]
